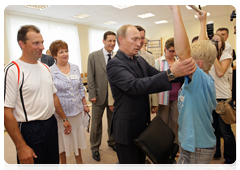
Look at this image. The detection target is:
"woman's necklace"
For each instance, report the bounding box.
[57,63,69,68]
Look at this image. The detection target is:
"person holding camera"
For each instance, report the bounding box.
[209,33,236,164]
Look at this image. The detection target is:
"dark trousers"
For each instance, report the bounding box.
[115,142,146,164]
[90,98,115,151]
[212,101,236,164]
[17,115,59,164]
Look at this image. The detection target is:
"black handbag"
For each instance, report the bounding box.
[134,116,178,164]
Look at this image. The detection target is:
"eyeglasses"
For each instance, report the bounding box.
[167,49,175,53]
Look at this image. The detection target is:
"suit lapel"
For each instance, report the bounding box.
[137,50,149,77]
[97,49,107,73]
[116,51,142,78]
[137,58,148,77]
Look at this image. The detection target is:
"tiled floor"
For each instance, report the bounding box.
[4,106,236,165]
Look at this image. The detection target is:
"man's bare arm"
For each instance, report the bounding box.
[170,5,191,61]
[4,107,37,164]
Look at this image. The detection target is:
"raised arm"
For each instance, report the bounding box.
[170,5,191,61]
[196,10,209,41]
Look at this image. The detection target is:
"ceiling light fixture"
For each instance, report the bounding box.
[25,5,49,10]
[194,12,210,18]
[73,13,91,19]
[112,5,135,9]
[104,21,117,25]
[154,20,168,24]
[138,13,155,19]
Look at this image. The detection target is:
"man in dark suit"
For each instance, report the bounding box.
[87,31,116,161]
[107,25,196,164]
[40,54,55,67]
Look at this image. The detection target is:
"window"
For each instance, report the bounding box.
[5,13,82,71]
[88,27,118,54]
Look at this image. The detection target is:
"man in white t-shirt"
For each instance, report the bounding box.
[4,25,71,164]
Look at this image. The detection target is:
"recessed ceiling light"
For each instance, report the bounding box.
[112,5,135,9]
[154,20,168,24]
[25,5,49,10]
[186,5,206,10]
[138,13,155,19]
[194,12,210,18]
[104,21,117,25]
[73,13,91,19]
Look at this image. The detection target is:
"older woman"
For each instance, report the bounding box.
[209,34,236,164]
[155,37,184,146]
[49,40,89,164]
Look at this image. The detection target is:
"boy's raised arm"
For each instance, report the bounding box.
[170,5,191,61]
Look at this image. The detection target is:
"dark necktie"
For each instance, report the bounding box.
[107,54,111,63]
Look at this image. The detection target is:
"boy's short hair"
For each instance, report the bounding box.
[190,40,217,72]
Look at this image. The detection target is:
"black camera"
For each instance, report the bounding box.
[207,23,214,40]
[211,39,219,59]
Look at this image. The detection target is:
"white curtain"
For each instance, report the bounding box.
[5,13,82,71]
[88,27,118,54]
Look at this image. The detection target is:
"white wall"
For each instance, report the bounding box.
[77,24,90,74]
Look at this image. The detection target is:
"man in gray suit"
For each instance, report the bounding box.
[135,26,159,114]
[87,31,116,161]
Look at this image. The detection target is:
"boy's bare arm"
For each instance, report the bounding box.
[170,5,191,61]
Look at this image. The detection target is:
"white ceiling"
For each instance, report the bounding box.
[4,5,236,30]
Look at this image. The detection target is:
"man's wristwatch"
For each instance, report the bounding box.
[167,68,176,81]
[62,118,68,122]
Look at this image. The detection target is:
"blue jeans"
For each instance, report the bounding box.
[212,102,236,164]
[177,145,216,164]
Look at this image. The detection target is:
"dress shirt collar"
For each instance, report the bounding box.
[103,48,113,64]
